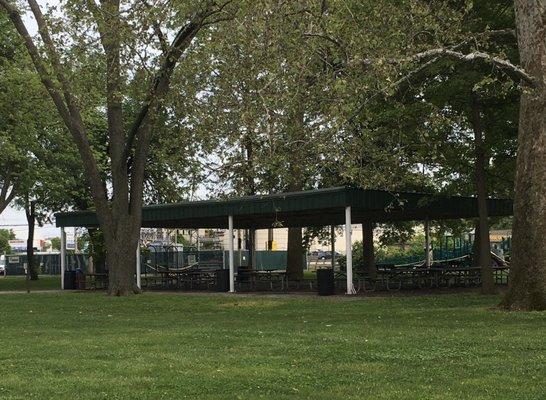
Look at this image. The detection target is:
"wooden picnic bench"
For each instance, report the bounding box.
[85,273,108,290]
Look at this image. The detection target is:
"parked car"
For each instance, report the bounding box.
[308,250,342,260]
[308,250,325,259]
[319,251,342,260]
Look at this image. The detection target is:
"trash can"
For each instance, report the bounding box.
[63,270,77,290]
[237,267,251,283]
[216,269,230,292]
[75,269,86,290]
[317,269,334,296]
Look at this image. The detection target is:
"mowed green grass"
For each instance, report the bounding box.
[0,292,544,400]
[0,275,60,291]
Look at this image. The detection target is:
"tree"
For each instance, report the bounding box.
[392,1,520,294]
[0,13,33,215]
[407,1,543,306]
[500,1,545,310]
[1,16,85,279]
[0,0,234,295]
[50,237,61,251]
[179,0,339,278]
[0,229,15,254]
[181,0,440,280]
[2,15,61,279]
[339,0,543,306]
[407,1,543,307]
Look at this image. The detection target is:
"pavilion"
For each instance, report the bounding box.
[55,187,513,294]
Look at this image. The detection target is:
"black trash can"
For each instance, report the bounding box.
[216,269,230,292]
[317,269,335,296]
[237,267,251,283]
[64,270,77,290]
[75,269,86,290]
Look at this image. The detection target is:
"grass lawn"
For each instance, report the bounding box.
[0,275,60,291]
[0,292,544,399]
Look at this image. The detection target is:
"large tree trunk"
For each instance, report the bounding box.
[286,227,304,281]
[25,199,38,281]
[89,228,106,274]
[362,221,377,279]
[104,220,141,296]
[285,85,306,281]
[501,1,546,310]
[245,229,256,269]
[105,246,137,296]
[242,134,256,269]
[472,222,481,268]
[470,96,495,294]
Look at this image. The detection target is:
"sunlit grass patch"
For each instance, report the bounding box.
[216,298,288,309]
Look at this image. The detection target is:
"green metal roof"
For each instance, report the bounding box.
[54,187,513,229]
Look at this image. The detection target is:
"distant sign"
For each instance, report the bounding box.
[8,256,20,264]
[8,240,26,252]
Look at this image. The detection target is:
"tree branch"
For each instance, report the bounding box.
[27,0,81,117]
[127,2,234,215]
[0,0,72,123]
[0,169,12,202]
[348,40,535,124]
[411,48,537,87]
[126,20,203,216]
[125,1,235,162]
[451,28,516,52]
[0,175,16,214]
[124,20,201,163]
[303,32,349,63]
[96,0,129,219]
[139,0,169,54]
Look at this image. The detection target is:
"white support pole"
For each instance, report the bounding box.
[345,206,356,294]
[228,215,235,293]
[60,227,66,290]
[425,219,431,267]
[136,241,141,290]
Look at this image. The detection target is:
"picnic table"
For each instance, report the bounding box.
[237,268,287,291]
[85,273,108,290]
[154,267,217,290]
[337,264,510,292]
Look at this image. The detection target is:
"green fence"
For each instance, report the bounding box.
[141,250,301,273]
[4,253,89,275]
[3,250,298,276]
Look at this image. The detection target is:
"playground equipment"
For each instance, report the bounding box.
[376,235,510,269]
[145,243,198,271]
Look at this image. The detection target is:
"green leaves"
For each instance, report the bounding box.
[0,14,87,221]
